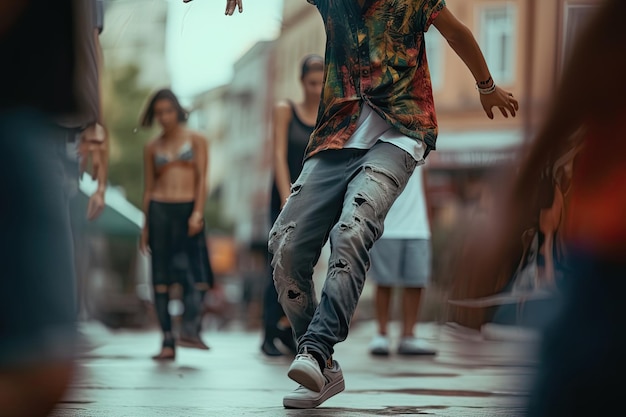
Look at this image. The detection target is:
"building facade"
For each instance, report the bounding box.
[273,3,326,103]
[188,85,230,194]
[216,41,276,246]
[100,0,170,89]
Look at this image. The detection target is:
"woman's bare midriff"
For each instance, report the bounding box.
[150,163,197,203]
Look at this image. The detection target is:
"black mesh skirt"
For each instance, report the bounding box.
[148,201,214,288]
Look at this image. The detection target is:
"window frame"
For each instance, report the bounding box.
[477,2,518,85]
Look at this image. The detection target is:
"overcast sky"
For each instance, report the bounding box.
[166,0,284,100]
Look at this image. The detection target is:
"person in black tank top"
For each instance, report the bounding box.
[261,55,324,357]
[270,102,314,224]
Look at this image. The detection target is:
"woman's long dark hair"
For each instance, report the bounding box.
[140,88,189,127]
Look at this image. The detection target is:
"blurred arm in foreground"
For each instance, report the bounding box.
[75,0,108,221]
[456,0,626,284]
[79,27,108,221]
[454,1,626,416]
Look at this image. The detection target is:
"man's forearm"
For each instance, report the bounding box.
[445,24,492,84]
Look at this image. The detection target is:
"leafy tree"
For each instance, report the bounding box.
[102,64,154,208]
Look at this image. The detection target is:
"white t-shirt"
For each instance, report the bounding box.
[344,104,426,163]
[381,167,431,239]
[345,103,430,239]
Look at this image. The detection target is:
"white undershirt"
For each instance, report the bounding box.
[344,104,426,163]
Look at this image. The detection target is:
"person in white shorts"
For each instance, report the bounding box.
[368,167,437,356]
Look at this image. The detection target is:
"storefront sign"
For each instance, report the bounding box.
[428,147,518,169]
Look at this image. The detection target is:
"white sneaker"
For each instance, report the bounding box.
[283,360,345,409]
[397,337,437,356]
[287,349,325,392]
[368,334,391,356]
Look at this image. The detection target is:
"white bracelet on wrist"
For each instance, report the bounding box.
[476,83,497,95]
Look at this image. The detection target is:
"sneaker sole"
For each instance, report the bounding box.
[283,377,345,409]
[287,363,325,392]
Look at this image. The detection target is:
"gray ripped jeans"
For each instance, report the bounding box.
[268,141,419,362]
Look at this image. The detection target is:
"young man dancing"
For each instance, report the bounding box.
[199,0,518,409]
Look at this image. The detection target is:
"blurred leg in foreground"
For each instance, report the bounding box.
[0,111,77,417]
[526,255,626,416]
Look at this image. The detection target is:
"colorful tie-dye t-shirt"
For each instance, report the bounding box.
[305,0,446,159]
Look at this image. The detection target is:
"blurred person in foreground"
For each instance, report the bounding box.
[368,167,436,357]
[261,54,324,358]
[0,0,107,415]
[139,88,214,361]
[452,1,626,415]
[189,0,518,409]
[58,0,107,222]
[62,0,107,325]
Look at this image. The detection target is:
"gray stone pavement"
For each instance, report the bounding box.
[52,321,538,416]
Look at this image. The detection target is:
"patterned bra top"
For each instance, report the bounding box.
[154,141,194,168]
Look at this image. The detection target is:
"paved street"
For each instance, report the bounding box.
[52,321,537,416]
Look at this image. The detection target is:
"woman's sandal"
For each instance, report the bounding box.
[178,335,210,350]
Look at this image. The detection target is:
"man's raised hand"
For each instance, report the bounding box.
[225,0,243,15]
[182,0,243,16]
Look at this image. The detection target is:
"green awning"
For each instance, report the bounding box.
[77,175,143,237]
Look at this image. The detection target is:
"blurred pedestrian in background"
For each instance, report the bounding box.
[0,0,107,415]
[450,1,626,415]
[58,0,107,223]
[60,0,108,325]
[139,88,214,361]
[261,54,324,358]
[368,168,436,357]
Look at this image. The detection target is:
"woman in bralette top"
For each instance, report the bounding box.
[261,55,324,357]
[139,88,214,361]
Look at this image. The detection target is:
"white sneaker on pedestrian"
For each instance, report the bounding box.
[397,336,437,356]
[368,334,391,356]
[283,360,345,409]
[287,348,326,392]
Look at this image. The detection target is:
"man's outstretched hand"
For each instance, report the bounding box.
[481,86,519,119]
[224,0,243,15]
[182,0,243,16]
